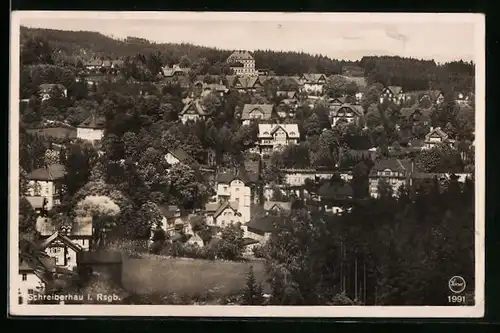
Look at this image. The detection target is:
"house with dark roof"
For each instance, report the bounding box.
[243,215,281,245]
[39,83,67,101]
[233,76,262,91]
[179,98,211,124]
[205,201,242,228]
[299,73,327,94]
[38,229,87,272]
[25,164,66,211]
[423,127,455,150]
[156,204,194,237]
[329,103,364,126]
[399,106,432,125]
[368,158,423,198]
[380,86,406,105]
[18,256,56,304]
[77,115,105,142]
[258,123,300,155]
[240,104,274,125]
[226,51,257,76]
[263,201,291,214]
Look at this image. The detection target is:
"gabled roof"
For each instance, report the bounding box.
[162,64,190,77]
[27,163,66,181]
[180,99,211,116]
[329,96,348,105]
[204,202,220,213]
[25,196,46,210]
[425,127,449,141]
[39,231,84,253]
[263,201,292,211]
[241,104,274,120]
[329,104,364,117]
[385,86,404,95]
[78,115,106,129]
[167,147,192,164]
[258,123,300,139]
[300,73,327,83]
[214,201,240,218]
[226,51,254,62]
[225,75,238,87]
[235,76,260,89]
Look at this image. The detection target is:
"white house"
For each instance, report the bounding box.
[205,201,243,228]
[215,173,252,223]
[18,257,52,304]
[25,164,66,212]
[380,86,406,104]
[423,127,455,150]
[240,104,273,125]
[35,215,92,272]
[77,115,105,142]
[329,103,364,127]
[258,123,300,155]
[299,74,327,95]
[179,98,212,124]
[226,50,258,76]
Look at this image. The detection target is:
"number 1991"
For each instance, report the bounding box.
[448,295,466,303]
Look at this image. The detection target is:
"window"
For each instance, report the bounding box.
[384,170,391,176]
[22,274,27,281]
[235,188,240,192]
[223,186,228,191]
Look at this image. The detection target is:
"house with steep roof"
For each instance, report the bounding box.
[368,158,420,198]
[423,127,455,150]
[258,123,300,155]
[263,201,291,214]
[380,86,406,105]
[38,229,87,272]
[329,103,364,126]
[179,98,211,124]
[157,204,194,237]
[214,171,252,222]
[226,50,257,76]
[39,84,67,101]
[242,215,280,246]
[205,201,243,228]
[36,215,93,251]
[233,76,263,92]
[240,104,274,125]
[77,115,105,142]
[162,64,191,77]
[299,73,327,94]
[25,164,66,212]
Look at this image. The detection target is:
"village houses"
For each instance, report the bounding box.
[380,85,406,104]
[422,127,455,150]
[299,73,327,95]
[225,51,258,76]
[258,123,300,154]
[368,158,417,198]
[179,97,212,124]
[240,104,274,125]
[329,103,364,127]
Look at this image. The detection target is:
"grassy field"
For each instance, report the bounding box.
[122,255,269,296]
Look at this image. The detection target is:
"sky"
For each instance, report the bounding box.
[15,12,481,63]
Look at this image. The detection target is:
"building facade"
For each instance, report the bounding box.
[258,124,300,154]
[77,115,105,142]
[226,51,257,76]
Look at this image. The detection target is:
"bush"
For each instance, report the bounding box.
[106,238,149,258]
[252,244,267,259]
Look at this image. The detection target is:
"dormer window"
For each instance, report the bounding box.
[384,169,392,176]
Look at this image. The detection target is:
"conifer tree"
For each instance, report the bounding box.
[241,266,264,305]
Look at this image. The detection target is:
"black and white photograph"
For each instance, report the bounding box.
[9,12,484,317]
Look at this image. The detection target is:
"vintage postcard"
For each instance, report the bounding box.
[9,11,485,317]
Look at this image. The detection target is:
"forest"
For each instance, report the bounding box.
[21,26,475,92]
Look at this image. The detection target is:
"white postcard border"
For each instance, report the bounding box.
[9,11,486,318]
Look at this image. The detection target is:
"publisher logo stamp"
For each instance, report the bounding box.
[448,276,466,294]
